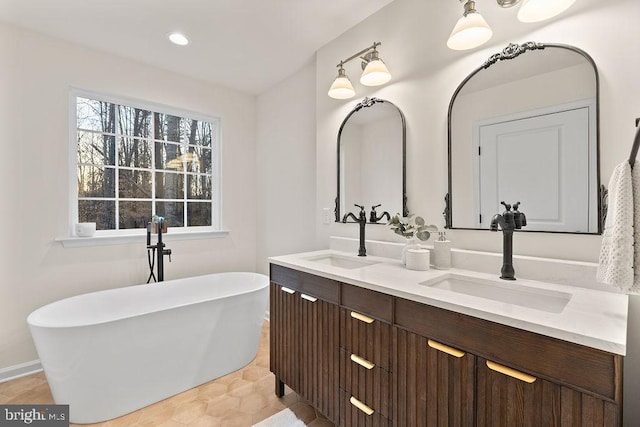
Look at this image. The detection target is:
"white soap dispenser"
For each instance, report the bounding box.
[433,231,451,270]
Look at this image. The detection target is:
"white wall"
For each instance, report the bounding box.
[255,59,317,275]
[0,23,258,370]
[312,0,640,423]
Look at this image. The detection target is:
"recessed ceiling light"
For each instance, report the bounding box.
[168,32,189,46]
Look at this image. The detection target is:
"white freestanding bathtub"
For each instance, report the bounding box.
[27,272,269,424]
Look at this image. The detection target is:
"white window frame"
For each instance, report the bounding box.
[63,88,226,246]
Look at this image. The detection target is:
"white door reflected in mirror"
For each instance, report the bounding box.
[475,102,596,233]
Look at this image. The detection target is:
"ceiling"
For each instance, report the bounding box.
[0,0,394,95]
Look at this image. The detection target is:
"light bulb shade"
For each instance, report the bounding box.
[517,0,577,23]
[360,59,392,86]
[328,74,355,99]
[447,12,493,51]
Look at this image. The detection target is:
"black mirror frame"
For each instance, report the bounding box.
[445,42,604,234]
[334,97,409,223]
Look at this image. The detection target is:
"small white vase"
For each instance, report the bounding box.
[402,237,423,266]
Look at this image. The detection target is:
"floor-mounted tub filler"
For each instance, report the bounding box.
[27,272,269,424]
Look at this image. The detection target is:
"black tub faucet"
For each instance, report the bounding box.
[370,204,391,223]
[342,204,367,256]
[146,217,172,283]
[490,201,526,280]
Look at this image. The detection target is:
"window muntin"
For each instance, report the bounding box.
[74,94,220,232]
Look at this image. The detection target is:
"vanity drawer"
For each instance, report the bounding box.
[341,283,393,323]
[270,264,299,289]
[339,348,390,419]
[270,264,340,303]
[340,390,390,427]
[395,297,622,401]
[340,308,391,371]
[299,270,340,303]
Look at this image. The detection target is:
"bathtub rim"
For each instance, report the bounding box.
[27,271,269,329]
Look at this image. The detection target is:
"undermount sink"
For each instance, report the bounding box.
[421,274,572,313]
[303,254,380,270]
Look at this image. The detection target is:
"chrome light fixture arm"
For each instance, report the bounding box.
[335,42,381,69]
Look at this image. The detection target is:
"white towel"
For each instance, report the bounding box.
[633,165,640,291]
[597,161,635,291]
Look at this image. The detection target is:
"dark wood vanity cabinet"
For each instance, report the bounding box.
[476,357,620,426]
[395,297,623,427]
[270,265,341,423]
[270,264,624,427]
[339,290,393,426]
[270,264,393,425]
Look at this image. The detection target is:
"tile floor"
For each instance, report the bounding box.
[0,321,334,427]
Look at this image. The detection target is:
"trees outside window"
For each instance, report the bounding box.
[75,94,219,231]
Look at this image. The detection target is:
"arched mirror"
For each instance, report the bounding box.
[446,42,601,234]
[335,97,408,223]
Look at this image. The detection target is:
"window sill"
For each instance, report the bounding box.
[56,229,231,248]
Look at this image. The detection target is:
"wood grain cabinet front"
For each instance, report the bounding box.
[340,308,391,372]
[269,283,299,393]
[340,390,391,427]
[297,292,340,422]
[269,265,341,424]
[477,357,620,427]
[394,296,623,427]
[393,328,475,426]
[340,348,391,419]
[270,264,623,427]
[338,284,393,426]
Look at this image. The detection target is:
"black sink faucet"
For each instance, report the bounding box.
[490,201,526,280]
[342,204,367,256]
[369,204,391,223]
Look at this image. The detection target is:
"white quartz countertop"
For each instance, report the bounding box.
[269,249,629,355]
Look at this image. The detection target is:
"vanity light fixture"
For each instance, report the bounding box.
[448,0,577,50]
[328,42,391,99]
[447,1,493,51]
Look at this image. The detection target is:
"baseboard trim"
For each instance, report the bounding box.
[0,360,42,383]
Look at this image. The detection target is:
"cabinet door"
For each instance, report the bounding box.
[477,357,621,427]
[298,292,340,423]
[270,283,299,392]
[559,387,620,427]
[477,357,561,427]
[394,328,475,426]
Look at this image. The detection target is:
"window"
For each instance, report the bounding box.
[73,92,220,233]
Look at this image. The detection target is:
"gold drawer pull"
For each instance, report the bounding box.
[486,361,537,383]
[428,340,465,358]
[349,396,374,416]
[350,353,375,370]
[300,293,317,302]
[280,286,295,294]
[350,311,374,324]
